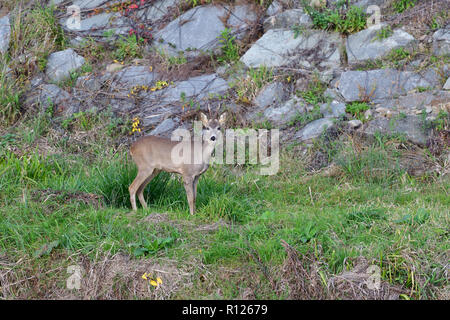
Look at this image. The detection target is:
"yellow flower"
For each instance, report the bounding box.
[150,280,158,287]
[141,273,148,280]
[156,277,162,284]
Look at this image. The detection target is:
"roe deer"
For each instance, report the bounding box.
[129,112,226,214]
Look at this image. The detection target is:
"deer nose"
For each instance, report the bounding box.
[210,136,216,141]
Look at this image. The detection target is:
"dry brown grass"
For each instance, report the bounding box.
[278,240,407,300]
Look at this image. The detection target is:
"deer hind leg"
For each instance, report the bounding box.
[183,176,196,215]
[137,169,160,210]
[129,168,153,211]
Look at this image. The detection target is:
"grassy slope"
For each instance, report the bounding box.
[0,130,448,299]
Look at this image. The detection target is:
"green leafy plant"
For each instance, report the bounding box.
[392,0,417,13]
[292,24,307,39]
[346,102,370,119]
[217,28,240,63]
[114,34,143,60]
[132,234,178,257]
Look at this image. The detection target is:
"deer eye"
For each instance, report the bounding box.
[217,127,221,130]
[206,127,210,130]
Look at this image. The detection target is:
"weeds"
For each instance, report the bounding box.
[392,0,417,13]
[114,34,144,61]
[374,26,393,41]
[234,66,273,103]
[346,102,370,120]
[217,28,240,64]
[304,4,367,34]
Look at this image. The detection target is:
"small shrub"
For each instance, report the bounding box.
[114,34,143,60]
[217,28,240,64]
[346,102,370,119]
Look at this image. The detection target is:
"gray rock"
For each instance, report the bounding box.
[294,118,334,142]
[45,49,85,82]
[264,97,306,126]
[150,118,177,136]
[348,119,362,129]
[227,5,258,39]
[323,88,341,101]
[38,84,72,111]
[347,23,415,63]
[320,100,346,118]
[337,69,440,102]
[266,0,282,16]
[110,99,135,112]
[61,11,129,36]
[254,82,288,108]
[108,65,158,88]
[364,115,430,146]
[353,0,386,10]
[263,8,312,32]
[76,75,101,92]
[73,0,109,10]
[444,78,450,90]
[143,73,229,105]
[136,0,178,22]
[240,29,341,69]
[379,90,450,115]
[0,14,10,55]
[432,26,450,56]
[154,5,257,57]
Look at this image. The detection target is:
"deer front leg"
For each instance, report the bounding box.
[193,175,200,205]
[183,176,196,215]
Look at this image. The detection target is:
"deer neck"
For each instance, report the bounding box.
[201,139,216,165]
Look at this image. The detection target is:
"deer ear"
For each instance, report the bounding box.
[199,112,209,127]
[219,112,227,125]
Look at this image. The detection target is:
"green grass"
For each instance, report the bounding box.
[0,123,448,299]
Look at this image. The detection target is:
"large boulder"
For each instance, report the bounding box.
[0,14,10,55]
[432,26,450,56]
[150,118,177,136]
[150,73,229,104]
[364,115,430,146]
[107,65,158,89]
[346,24,415,63]
[337,69,440,102]
[45,49,85,82]
[72,0,109,9]
[320,100,346,118]
[240,29,341,69]
[154,5,257,57]
[253,81,289,109]
[263,8,312,32]
[136,0,178,22]
[264,98,306,127]
[294,118,334,142]
[379,91,450,115]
